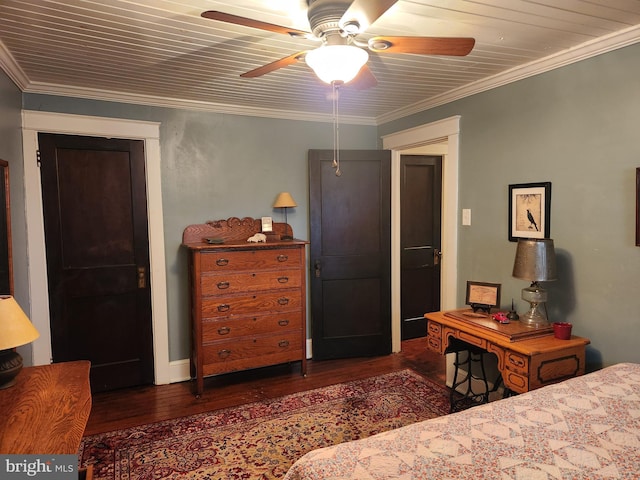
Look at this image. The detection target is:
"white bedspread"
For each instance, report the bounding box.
[284,362,640,480]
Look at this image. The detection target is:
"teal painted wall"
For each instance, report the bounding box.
[5,41,639,369]
[18,96,379,361]
[379,43,640,368]
[0,71,34,362]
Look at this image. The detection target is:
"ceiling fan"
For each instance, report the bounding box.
[202,0,475,88]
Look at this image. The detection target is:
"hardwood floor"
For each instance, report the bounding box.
[85,338,447,436]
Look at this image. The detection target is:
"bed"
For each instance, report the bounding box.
[284,362,640,479]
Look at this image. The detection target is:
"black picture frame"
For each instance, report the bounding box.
[0,159,12,296]
[465,281,501,313]
[508,182,551,242]
[636,168,640,247]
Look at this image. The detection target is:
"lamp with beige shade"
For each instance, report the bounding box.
[0,296,40,389]
[273,192,297,240]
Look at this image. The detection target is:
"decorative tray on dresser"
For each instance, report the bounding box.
[182,217,308,396]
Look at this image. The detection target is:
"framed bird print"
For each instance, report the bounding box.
[508,182,551,242]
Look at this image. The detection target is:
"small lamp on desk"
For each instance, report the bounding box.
[0,296,40,389]
[512,238,557,328]
[273,192,297,240]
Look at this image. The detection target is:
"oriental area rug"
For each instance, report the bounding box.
[80,369,450,480]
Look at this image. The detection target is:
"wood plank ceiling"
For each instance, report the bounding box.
[1,0,639,124]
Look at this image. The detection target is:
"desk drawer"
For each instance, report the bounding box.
[427,335,442,353]
[457,331,487,350]
[505,350,529,375]
[427,321,442,336]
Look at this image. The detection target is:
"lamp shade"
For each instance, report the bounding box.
[305,45,368,84]
[0,296,39,350]
[512,238,557,282]
[273,192,297,208]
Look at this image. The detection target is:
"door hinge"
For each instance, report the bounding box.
[137,266,146,288]
[36,150,41,168]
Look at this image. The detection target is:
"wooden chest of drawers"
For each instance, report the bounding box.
[183,218,307,396]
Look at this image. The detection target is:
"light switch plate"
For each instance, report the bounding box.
[462,209,471,226]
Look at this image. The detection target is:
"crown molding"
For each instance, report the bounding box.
[0,40,29,90]
[376,24,640,125]
[19,81,376,126]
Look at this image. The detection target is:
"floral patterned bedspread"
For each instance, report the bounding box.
[284,363,640,480]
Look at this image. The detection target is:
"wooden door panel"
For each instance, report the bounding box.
[57,149,136,266]
[38,133,154,392]
[309,150,391,360]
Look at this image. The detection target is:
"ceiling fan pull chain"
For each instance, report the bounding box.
[332,81,337,169]
[332,81,342,177]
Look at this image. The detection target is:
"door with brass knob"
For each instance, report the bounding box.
[38,133,154,393]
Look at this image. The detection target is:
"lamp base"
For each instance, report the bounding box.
[0,349,23,389]
[520,284,549,328]
[520,306,549,328]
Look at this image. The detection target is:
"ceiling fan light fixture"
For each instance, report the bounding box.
[305,45,368,84]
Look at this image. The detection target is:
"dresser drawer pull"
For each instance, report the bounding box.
[217,326,231,335]
[277,276,289,283]
[278,340,290,348]
[278,319,290,327]
[216,258,229,266]
[218,349,231,359]
[216,281,230,290]
[277,254,288,262]
[278,297,289,305]
[217,304,230,312]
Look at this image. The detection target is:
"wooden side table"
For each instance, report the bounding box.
[0,360,92,454]
[425,310,590,394]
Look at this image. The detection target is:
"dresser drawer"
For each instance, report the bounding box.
[202,311,302,342]
[202,290,302,316]
[202,331,302,376]
[200,248,303,272]
[201,269,301,295]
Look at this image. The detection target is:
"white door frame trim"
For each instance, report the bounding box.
[382,116,460,352]
[21,110,171,385]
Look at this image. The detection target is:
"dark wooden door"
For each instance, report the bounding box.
[38,133,154,392]
[309,149,391,360]
[400,155,442,340]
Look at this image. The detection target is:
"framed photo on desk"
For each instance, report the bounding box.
[466,281,501,313]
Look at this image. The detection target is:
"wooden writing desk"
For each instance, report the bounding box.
[0,360,92,454]
[425,310,590,393]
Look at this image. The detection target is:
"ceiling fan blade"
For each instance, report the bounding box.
[340,0,398,33]
[369,36,475,56]
[201,11,310,37]
[348,65,378,90]
[240,51,308,78]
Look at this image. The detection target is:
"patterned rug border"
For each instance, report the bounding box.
[80,368,450,479]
